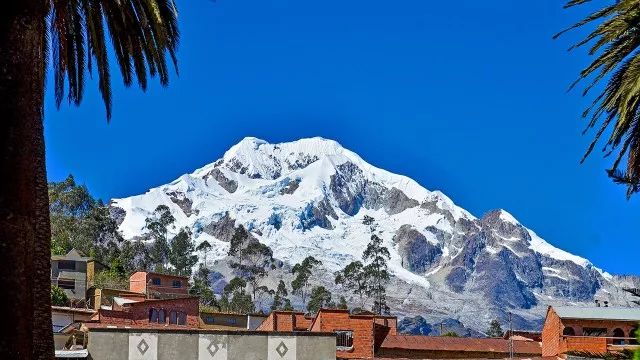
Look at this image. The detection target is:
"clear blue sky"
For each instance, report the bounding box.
[44,0,638,275]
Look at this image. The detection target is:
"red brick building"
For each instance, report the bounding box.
[97,296,199,329]
[542,306,640,357]
[129,271,189,299]
[258,308,539,360]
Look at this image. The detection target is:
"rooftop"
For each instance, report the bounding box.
[380,335,542,355]
[553,306,640,321]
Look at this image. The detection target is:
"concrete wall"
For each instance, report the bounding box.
[87,329,336,360]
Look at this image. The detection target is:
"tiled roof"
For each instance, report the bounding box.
[553,306,640,321]
[51,306,98,315]
[380,335,542,355]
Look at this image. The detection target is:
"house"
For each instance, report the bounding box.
[51,249,108,303]
[199,310,269,330]
[97,296,200,328]
[51,306,97,351]
[129,271,189,299]
[542,305,640,357]
[86,287,146,310]
[258,309,541,360]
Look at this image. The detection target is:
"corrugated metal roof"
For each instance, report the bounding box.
[380,335,542,355]
[553,306,640,321]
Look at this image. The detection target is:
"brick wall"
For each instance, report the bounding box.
[314,310,376,359]
[565,337,608,354]
[129,272,147,293]
[99,297,199,329]
[542,307,561,357]
[256,313,275,331]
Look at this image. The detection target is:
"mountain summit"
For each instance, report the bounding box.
[109,137,636,331]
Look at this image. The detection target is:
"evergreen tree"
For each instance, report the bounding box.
[271,280,290,311]
[363,234,391,315]
[196,240,212,267]
[291,256,322,310]
[486,319,505,338]
[189,264,217,308]
[335,261,369,308]
[228,225,250,268]
[283,299,294,311]
[51,285,69,307]
[338,296,348,310]
[443,331,459,337]
[240,242,273,300]
[307,286,332,314]
[145,205,175,269]
[221,277,255,313]
[169,227,198,277]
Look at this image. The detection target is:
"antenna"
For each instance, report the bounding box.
[509,311,514,359]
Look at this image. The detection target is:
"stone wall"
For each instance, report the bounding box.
[87,328,336,360]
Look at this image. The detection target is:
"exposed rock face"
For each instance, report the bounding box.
[395,225,442,273]
[280,179,300,195]
[398,316,483,337]
[108,203,126,227]
[204,168,238,193]
[167,191,197,216]
[299,199,338,230]
[384,188,419,215]
[201,213,237,242]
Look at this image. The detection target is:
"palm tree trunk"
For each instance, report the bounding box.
[0,1,54,359]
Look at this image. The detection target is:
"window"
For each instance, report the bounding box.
[178,312,186,326]
[613,328,625,345]
[563,327,575,336]
[149,308,158,322]
[57,279,75,290]
[169,311,177,325]
[335,330,354,349]
[205,316,215,324]
[158,309,166,324]
[151,277,161,286]
[583,328,607,337]
[172,280,182,288]
[58,261,76,271]
[228,318,237,325]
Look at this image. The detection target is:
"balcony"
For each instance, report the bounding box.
[563,336,639,354]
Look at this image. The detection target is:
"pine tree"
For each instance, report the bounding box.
[335,261,369,308]
[271,280,290,311]
[189,264,217,308]
[146,205,175,269]
[291,256,322,310]
[228,225,250,268]
[363,234,391,315]
[196,240,212,267]
[486,319,505,338]
[169,227,198,277]
[307,286,332,314]
[338,296,348,310]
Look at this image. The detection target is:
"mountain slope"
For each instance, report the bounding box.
[109,137,636,332]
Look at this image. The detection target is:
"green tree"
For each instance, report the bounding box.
[239,242,273,300]
[169,227,198,277]
[271,280,290,311]
[282,299,295,311]
[48,175,124,259]
[221,277,255,313]
[555,0,640,197]
[228,225,250,268]
[196,240,212,267]
[291,256,322,310]
[363,234,391,315]
[335,261,369,308]
[51,285,69,307]
[189,264,217,308]
[2,1,179,355]
[146,205,175,269]
[443,331,459,337]
[338,296,348,310]
[486,319,504,338]
[307,286,332,314]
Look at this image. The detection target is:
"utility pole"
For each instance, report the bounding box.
[440,322,444,336]
[508,311,514,359]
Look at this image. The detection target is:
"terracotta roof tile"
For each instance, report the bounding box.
[380,335,542,355]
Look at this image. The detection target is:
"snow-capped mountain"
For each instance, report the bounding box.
[109,137,638,332]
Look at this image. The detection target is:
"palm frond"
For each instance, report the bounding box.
[48,0,180,120]
[557,0,640,198]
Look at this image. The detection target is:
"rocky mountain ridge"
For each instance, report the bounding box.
[109,137,638,333]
